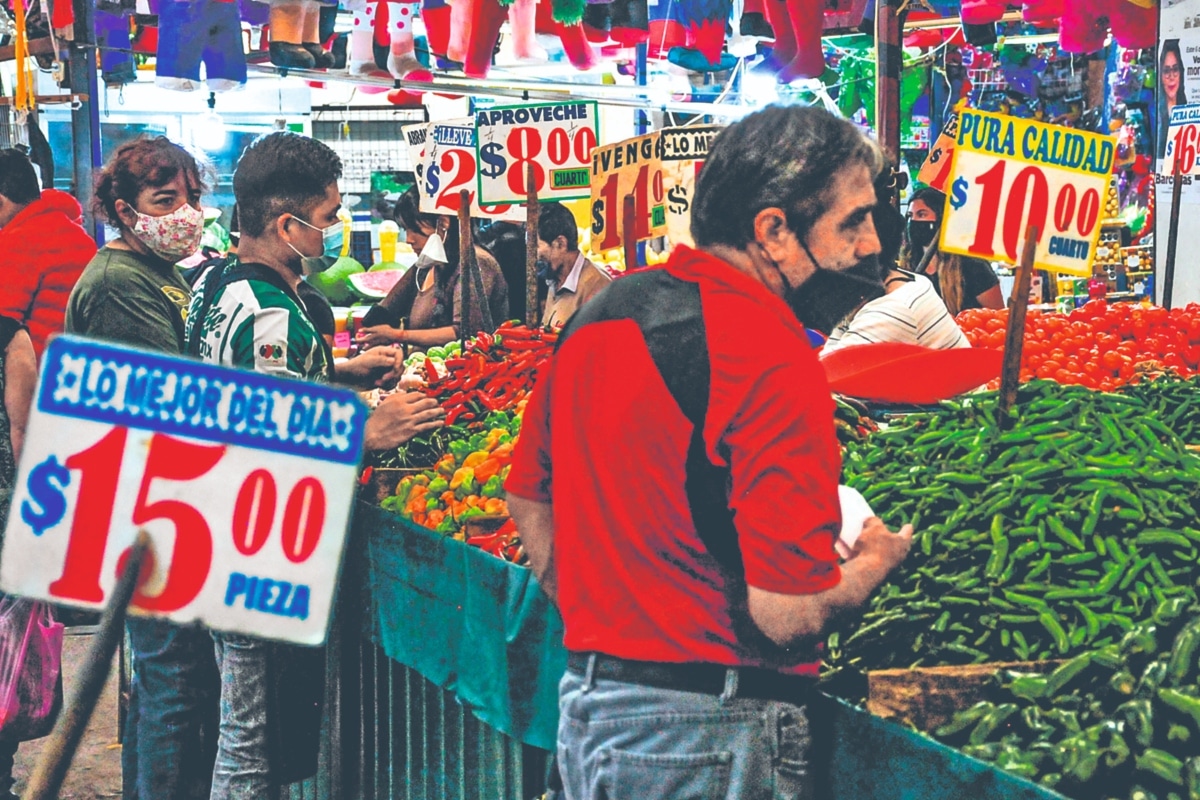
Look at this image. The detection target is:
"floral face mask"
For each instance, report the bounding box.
[131,202,205,262]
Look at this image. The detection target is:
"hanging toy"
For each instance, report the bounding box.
[1021,0,1063,24]
[509,0,547,60]
[262,0,334,70]
[421,0,453,64]
[1058,0,1110,54]
[739,0,773,38]
[155,0,248,90]
[1107,0,1157,50]
[609,0,648,46]
[666,0,735,73]
[95,9,136,86]
[647,0,688,61]
[774,0,825,83]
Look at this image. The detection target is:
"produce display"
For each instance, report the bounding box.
[934,599,1200,800]
[957,303,1200,389]
[830,382,1200,673]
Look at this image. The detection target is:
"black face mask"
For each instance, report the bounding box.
[907,218,938,253]
[780,241,886,335]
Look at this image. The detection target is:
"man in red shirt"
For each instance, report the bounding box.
[506,106,913,800]
[0,148,96,357]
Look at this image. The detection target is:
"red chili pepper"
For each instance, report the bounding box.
[359,466,374,486]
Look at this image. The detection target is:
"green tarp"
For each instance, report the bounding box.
[359,503,566,751]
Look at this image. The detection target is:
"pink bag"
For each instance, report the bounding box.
[0,597,63,741]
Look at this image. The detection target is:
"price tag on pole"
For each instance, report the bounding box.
[589,132,667,252]
[659,126,722,249]
[475,102,599,205]
[940,109,1115,278]
[420,118,526,222]
[1163,103,1200,175]
[916,110,959,192]
[1,337,367,646]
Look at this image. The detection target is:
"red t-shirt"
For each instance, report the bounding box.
[505,245,843,668]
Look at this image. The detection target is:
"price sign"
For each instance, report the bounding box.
[475,102,599,205]
[660,126,722,249]
[1164,104,1200,175]
[0,337,367,646]
[419,119,525,222]
[403,122,428,184]
[589,132,667,251]
[941,109,1115,278]
[917,111,959,192]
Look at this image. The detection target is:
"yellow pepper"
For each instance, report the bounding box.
[463,451,489,469]
[450,467,475,491]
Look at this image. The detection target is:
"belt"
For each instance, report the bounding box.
[566,652,814,704]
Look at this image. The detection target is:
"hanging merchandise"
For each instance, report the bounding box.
[666,0,735,73]
[1021,0,1063,24]
[773,0,825,83]
[95,9,137,86]
[1106,0,1157,51]
[421,0,452,64]
[261,0,335,70]
[608,0,648,46]
[154,0,248,91]
[959,0,1007,24]
[1059,0,1111,54]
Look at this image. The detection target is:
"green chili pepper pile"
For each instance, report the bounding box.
[933,599,1200,800]
[830,381,1200,673]
[1121,377,1200,445]
[835,396,878,449]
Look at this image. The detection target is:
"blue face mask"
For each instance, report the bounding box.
[291,214,344,261]
[535,258,553,282]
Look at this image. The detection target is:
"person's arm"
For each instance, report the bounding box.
[334,346,404,388]
[362,391,445,450]
[747,519,911,647]
[3,329,36,462]
[356,325,459,350]
[977,284,1005,310]
[508,495,556,603]
[821,297,918,350]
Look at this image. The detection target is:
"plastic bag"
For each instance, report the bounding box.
[0,596,63,741]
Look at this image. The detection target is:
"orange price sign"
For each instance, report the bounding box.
[589,132,667,251]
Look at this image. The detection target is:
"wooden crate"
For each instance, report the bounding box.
[867,660,1062,732]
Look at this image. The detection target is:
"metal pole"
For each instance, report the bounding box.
[998,225,1038,429]
[69,0,103,242]
[460,190,493,334]
[459,199,472,351]
[874,0,902,165]
[622,195,637,271]
[23,532,151,800]
[1164,151,1185,310]
[525,164,540,328]
[635,42,649,137]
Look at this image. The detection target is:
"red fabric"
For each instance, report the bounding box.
[0,190,95,357]
[776,0,825,82]
[50,0,74,31]
[1108,0,1157,50]
[506,246,843,667]
[1059,0,1109,53]
[959,0,1007,25]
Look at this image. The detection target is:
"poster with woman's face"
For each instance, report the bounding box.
[1159,39,1188,161]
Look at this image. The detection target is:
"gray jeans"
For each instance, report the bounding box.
[210,633,276,800]
[556,664,814,800]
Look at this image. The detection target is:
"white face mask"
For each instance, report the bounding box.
[413,232,448,270]
[131,203,206,262]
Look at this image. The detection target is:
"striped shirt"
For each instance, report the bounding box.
[824,272,970,352]
[186,259,330,382]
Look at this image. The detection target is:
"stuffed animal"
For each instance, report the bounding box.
[448,0,593,79]
[263,0,334,69]
[349,0,432,79]
[155,0,248,90]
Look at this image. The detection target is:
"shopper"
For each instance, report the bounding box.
[476,220,528,321]
[506,105,912,800]
[64,136,218,800]
[355,185,509,350]
[904,186,1004,316]
[186,131,445,800]
[536,201,610,329]
[0,148,96,357]
[825,178,969,351]
[0,316,39,800]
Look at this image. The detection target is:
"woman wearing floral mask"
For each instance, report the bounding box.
[66,136,206,354]
[64,136,221,800]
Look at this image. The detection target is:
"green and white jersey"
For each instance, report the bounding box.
[187,259,330,382]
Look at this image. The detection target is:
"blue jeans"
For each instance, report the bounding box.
[123,617,220,800]
[210,633,275,800]
[556,665,813,800]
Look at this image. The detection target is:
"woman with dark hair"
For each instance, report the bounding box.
[1159,40,1187,159]
[64,136,220,800]
[356,185,509,349]
[903,186,1004,316]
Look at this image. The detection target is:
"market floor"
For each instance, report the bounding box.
[12,627,123,799]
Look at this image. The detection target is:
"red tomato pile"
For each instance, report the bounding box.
[957,301,1200,391]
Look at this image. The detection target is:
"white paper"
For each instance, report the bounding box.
[836,485,875,560]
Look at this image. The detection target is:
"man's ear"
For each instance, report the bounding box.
[752,207,793,264]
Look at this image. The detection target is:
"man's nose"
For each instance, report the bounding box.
[858,222,882,258]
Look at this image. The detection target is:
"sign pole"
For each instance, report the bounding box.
[525,163,540,328]
[1163,147,1185,310]
[23,531,151,800]
[459,197,474,352]
[998,225,1038,430]
[460,189,494,335]
[622,195,637,271]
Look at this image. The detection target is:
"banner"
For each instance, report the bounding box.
[589,132,667,252]
[660,126,722,249]
[940,109,1115,278]
[419,119,526,222]
[475,102,599,205]
[0,337,367,646]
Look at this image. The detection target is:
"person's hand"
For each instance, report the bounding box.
[363,391,445,450]
[338,347,404,387]
[849,517,912,574]
[356,325,402,349]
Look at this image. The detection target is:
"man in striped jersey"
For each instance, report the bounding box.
[186,131,444,799]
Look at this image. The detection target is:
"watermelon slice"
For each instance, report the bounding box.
[348,269,408,300]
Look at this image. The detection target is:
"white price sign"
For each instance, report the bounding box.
[941,109,1115,278]
[660,126,721,249]
[1164,103,1200,175]
[403,122,428,184]
[419,119,525,222]
[0,337,367,645]
[475,102,599,205]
